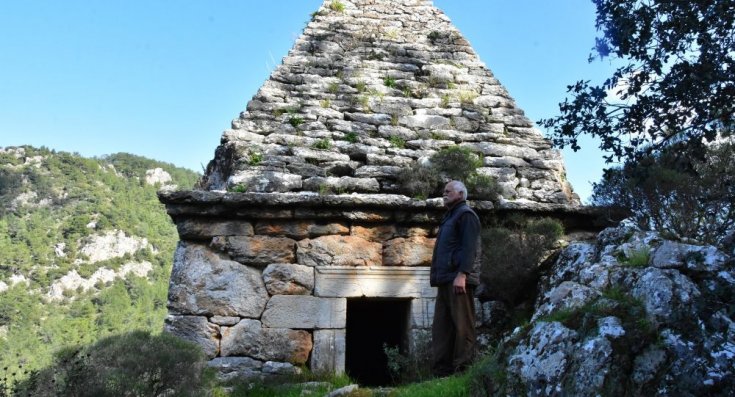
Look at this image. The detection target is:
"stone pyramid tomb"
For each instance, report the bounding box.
[160,0,588,384]
[200,0,578,205]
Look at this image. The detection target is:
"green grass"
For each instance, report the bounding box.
[621,246,651,267]
[329,0,345,12]
[390,373,470,396]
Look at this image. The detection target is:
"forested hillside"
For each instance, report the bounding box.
[0,146,199,381]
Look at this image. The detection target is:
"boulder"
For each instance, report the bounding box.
[220,319,312,365]
[210,235,296,267]
[262,263,315,295]
[164,315,219,359]
[167,242,268,317]
[297,235,382,267]
[382,236,435,266]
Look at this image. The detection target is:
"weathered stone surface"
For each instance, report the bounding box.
[311,329,346,374]
[220,319,312,365]
[210,316,241,326]
[508,221,735,395]
[411,298,435,329]
[350,225,398,241]
[508,322,579,396]
[207,357,264,381]
[176,218,253,239]
[297,235,382,267]
[302,176,380,193]
[164,315,219,359]
[261,295,346,329]
[315,266,435,298]
[383,236,435,266]
[262,263,314,295]
[211,235,296,267]
[168,242,268,317]
[228,170,302,193]
[255,221,349,240]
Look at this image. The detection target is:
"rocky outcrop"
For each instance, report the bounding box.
[497,220,735,396]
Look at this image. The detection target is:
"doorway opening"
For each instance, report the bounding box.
[345,298,411,386]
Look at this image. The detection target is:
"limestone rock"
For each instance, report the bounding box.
[210,235,296,267]
[144,168,172,185]
[504,220,735,395]
[255,221,349,240]
[261,295,346,329]
[176,219,253,239]
[382,236,435,266]
[168,242,268,317]
[297,235,382,267]
[207,356,264,381]
[220,319,312,365]
[164,315,219,359]
[262,263,315,295]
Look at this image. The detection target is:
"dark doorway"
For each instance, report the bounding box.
[345,298,411,386]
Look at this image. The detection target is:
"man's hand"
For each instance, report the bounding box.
[453,272,467,295]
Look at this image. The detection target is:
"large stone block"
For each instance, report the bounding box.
[168,242,268,317]
[207,357,264,382]
[311,329,346,374]
[176,219,253,240]
[164,315,219,359]
[297,235,382,267]
[351,225,398,241]
[383,236,435,266]
[211,235,296,267]
[262,263,315,295]
[315,266,436,298]
[255,221,349,240]
[220,319,313,365]
[261,295,346,329]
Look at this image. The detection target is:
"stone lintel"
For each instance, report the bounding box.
[261,295,346,329]
[315,266,436,298]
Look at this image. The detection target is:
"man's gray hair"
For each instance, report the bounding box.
[450,180,468,199]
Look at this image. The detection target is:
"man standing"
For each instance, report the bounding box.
[430,180,481,377]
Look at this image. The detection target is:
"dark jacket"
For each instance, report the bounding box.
[430,201,481,287]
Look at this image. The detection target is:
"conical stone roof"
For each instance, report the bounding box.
[201,0,579,205]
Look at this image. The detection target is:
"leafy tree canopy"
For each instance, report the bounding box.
[540,0,735,163]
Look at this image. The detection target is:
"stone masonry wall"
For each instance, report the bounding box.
[160,191,599,380]
[162,192,448,380]
[201,0,579,205]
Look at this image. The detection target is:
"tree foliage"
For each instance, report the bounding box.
[0,146,200,386]
[591,141,735,245]
[539,0,735,163]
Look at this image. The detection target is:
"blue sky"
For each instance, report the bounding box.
[0,1,616,202]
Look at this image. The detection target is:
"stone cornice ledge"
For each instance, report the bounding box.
[158,190,597,214]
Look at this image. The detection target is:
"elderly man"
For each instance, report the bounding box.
[430,180,481,377]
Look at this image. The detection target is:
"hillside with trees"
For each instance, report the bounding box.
[0,146,199,383]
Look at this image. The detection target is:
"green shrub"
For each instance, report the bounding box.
[430,146,482,181]
[329,0,345,12]
[384,76,397,88]
[397,164,443,199]
[466,173,500,200]
[389,135,406,148]
[312,138,332,150]
[591,140,735,245]
[344,131,359,143]
[480,217,563,306]
[621,246,651,267]
[288,116,304,128]
[14,331,211,397]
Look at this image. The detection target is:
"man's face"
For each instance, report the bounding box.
[442,182,463,208]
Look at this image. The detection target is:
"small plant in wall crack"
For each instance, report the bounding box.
[288,116,304,128]
[312,138,333,150]
[383,76,397,88]
[329,0,345,13]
